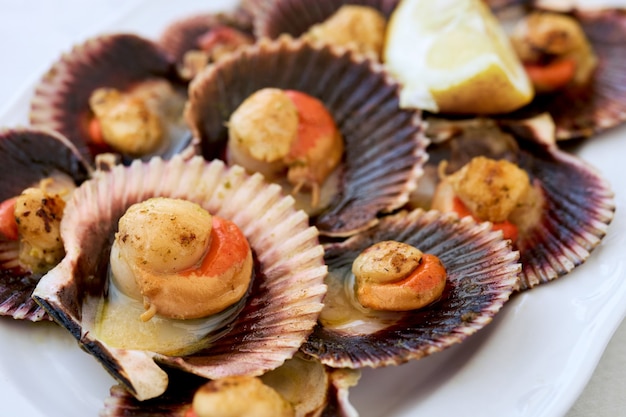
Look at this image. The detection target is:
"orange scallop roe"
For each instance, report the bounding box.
[452,196,519,243]
[181,215,250,278]
[283,90,344,206]
[283,89,340,161]
[0,197,18,241]
[523,59,577,93]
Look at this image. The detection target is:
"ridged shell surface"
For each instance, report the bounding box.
[510,8,626,140]
[100,354,360,417]
[32,155,327,400]
[29,33,182,161]
[250,0,399,39]
[514,136,615,289]
[302,209,520,369]
[418,118,615,291]
[158,10,254,64]
[185,36,428,236]
[0,128,91,321]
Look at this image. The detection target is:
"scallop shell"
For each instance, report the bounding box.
[513,133,615,290]
[100,354,360,417]
[158,10,254,66]
[249,0,399,40]
[0,128,91,321]
[484,0,528,12]
[508,8,626,140]
[32,155,327,400]
[29,33,190,162]
[185,36,428,237]
[301,209,520,369]
[417,117,615,291]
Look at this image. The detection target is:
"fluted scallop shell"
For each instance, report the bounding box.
[514,135,615,289]
[185,36,428,237]
[32,155,327,400]
[158,10,254,65]
[100,354,360,417]
[0,128,91,321]
[29,33,189,162]
[508,8,626,139]
[249,0,399,40]
[418,117,615,291]
[301,209,520,369]
[484,0,528,12]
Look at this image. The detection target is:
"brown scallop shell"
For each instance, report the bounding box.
[100,354,360,417]
[417,117,615,291]
[301,209,520,369]
[185,36,428,237]
[29,33,188,162]
[507,8,626,140]
[0,128,91,321]
[32,155,327,400]
[248,0,399,40]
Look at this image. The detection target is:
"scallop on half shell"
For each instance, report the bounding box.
[32,155,327,400]
[0,128,91,321]
[157,9,256,81]
[248,0,398,40]
[415,116,615,291]
[101,353,360,417]
[302,209,520,369]
[185,35,428,237]
[29,33,192,163]
[505,5,626,139]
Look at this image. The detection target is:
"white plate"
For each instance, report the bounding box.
[0,1,624,416]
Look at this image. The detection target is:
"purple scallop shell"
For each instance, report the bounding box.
[0,128,91,321]
[302,209,520,368]
[185,36,428,237]
[158,10,255,66]
[419,117,615,291]
[248,0,399,39]
[29,33,183,162]
[508,8,626,140]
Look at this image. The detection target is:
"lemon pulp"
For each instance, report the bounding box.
[384,0,534,114]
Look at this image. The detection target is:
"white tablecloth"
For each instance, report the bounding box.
[0,1,624,416]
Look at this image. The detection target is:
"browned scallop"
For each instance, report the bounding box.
[100,354,360,417]
[249,0,398,41]
[301,209,520,369]
[414,116,615,291]
[158,10,255,81]
[507,7,626,140]
[29,33,191,163]
[0,128,91,321]
[32,155,327,401]
[185,36,428,237]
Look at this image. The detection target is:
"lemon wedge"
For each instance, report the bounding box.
[383,0,534,114]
